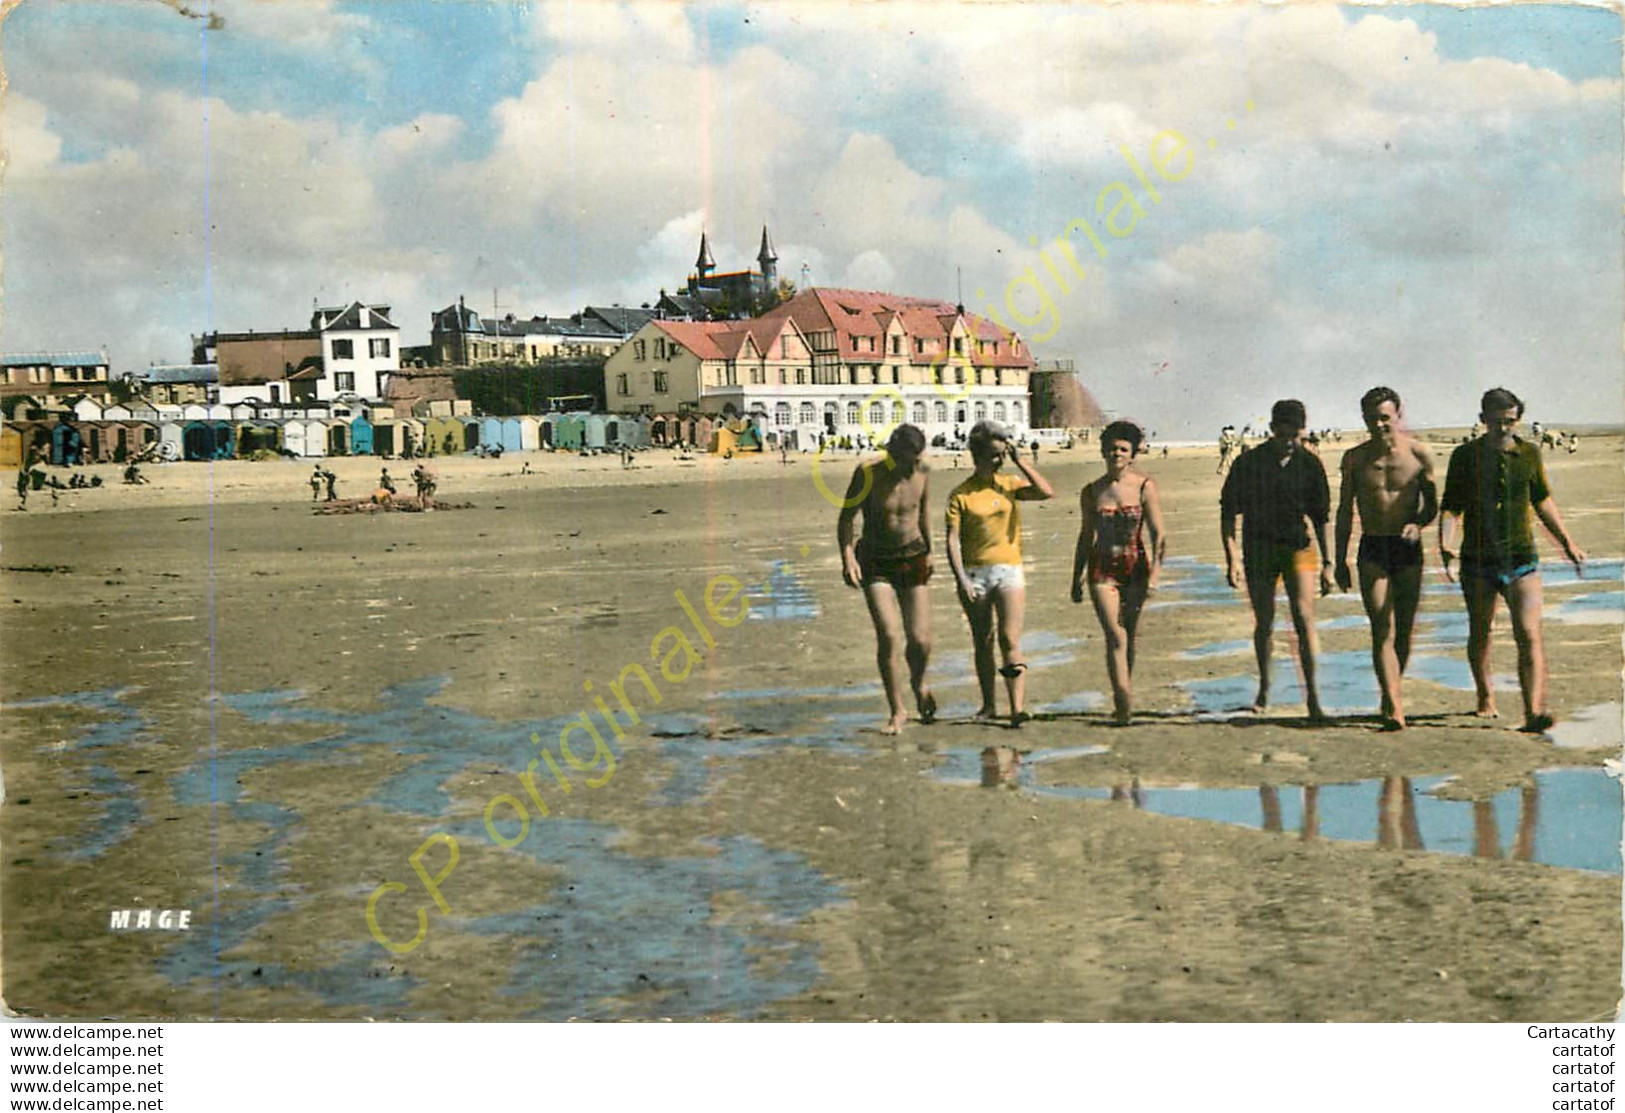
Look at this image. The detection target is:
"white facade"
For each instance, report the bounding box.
[315,303,399,402]
[717,383,1028,445]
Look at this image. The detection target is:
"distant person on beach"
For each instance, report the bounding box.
[323,467,338,502]
[1221,399,1334,721]
[1217,425,1239,474]
[15,464,28,510]
[1334,386,1438,731]
[1071,420,1165,725]
[946,419,1055,727]
[1439,387,1586,733]
[838,423,937,735]
[379,468,397,495]
[309,466,323,501]
[412,463,436,503]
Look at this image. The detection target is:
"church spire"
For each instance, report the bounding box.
[695,230,716,278]
[757,225,778,266]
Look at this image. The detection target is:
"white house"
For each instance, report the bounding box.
[312,302,399,402]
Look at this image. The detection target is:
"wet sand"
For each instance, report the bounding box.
[1,435,1619,1020]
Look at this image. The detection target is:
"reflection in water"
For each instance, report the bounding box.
[981,746,1022,787]
[935,752,1619,873]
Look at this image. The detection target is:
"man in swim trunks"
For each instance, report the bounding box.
[838,424,937,735]
[1221,399,1334,721]
[1334,386,1438,730]
[1439,388,1586,732]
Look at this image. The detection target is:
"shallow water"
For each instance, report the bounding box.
[931,750,1621,874]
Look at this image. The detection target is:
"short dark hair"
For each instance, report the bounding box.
[1360,386,1401,415]
[1100,420,1144,454]
[1271,399,1307,430]
[967,419,1009,459]
[1481,387,1524,417]
[886,423,925,463]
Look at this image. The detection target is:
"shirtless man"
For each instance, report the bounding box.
[1335,387,1437,730]
[1439,388,1585,732]
[838,424,937,734]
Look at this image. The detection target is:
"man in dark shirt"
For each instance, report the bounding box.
[1439,388,1586,732]
[1221,399,1334,721]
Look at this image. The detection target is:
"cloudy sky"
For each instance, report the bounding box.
[2,0,1620,432]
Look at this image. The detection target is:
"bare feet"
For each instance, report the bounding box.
[1250,686,1270,715]
[972,706,1001,724]
[1379,716,1406,732]
[880,713,908,735]
[1474,698,1499,719]
[1306,700,1328,725]
[1111,707,1132,727]
[1010,710,1032,729]
[916,689,938,725]
[1519,712,1555,735]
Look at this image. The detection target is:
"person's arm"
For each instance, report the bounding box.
[1311,457,1335,596]
[1535,497,1585,572]
[917,472,932,557]
[1334,449,1358,592]
[946,519,974,607]
[1006,442,1054,500]
[1142,477,1167,588]
[837,465,866,588]
[1438,444,1467,582]
[1071,485,1094,604]
[1220,461,1243,589]
[1406,441,1438,538]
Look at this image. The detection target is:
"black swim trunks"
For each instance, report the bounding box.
[857,537,933,589]
[1357,535,1423,575]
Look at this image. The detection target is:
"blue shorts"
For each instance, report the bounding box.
[1459,557,1538,588]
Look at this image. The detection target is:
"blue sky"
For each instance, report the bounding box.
[1,1,1619,432]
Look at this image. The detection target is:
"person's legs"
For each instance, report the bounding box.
[1392,559,1423,676]
[1506,571,1550,731]
[1120,569,1150,679]
[862,580,909,733]
[991,584,1028,724]
[963,591,998,719]
[896,580,936,723]
[1283,564,1326,721]
[1089,579,1133,723]
[1358,560,1404,728]
[1461,572,1501,718]
[1244,568,1279,712]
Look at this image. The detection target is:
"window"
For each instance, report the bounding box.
[845,402,860,426]
[750,367,764,385]
[912,402,926,425]
[331,339,354,360]
[953,337,963,354]
[974,402,987,421]
[370,337,391,358]
[890,336,900,355]
[994,402,1007,422]
[868,401,885,426]
[634,339,647,360]
[890,366,900,384]
[846,367,858,385]
[1012,402,1023,424]
[781,338,789,358]
[778,369,787,384]
[654,339,665,359]
[891,400,904,424]
[915,339,924,355]
[725,364,737,386]
[799,402,816,425]
[653,371,669,393]
[269,384,282,403]
[774,403,792,428]
[954,366,965,385]
[334,372,356,393]
[934,401,947,424]
[616,373,630,396]
[795,368,807,385]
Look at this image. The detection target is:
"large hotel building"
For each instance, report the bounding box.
[603,286,1035,443]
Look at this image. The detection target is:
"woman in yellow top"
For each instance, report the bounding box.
[946,421,1055,726]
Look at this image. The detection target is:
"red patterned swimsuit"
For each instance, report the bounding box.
[1087,477,1151,586]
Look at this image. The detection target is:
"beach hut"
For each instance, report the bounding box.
[49,420,83,465]
[480,416,504,451]
[158,421,184,460]
[518,417,540,451]
[236,421,281,457]
[120,422,158,461]
[150,404,182,427]
[349,413,374,456]
[325,420,351,456]
[75,422,108,463]
[555,414,585,450]
[71,398,104,422]
[457,416,481,452]
[282,419,312,458]
[497,418,524,453]
[101,404,133,423]
[207,403,233,422]
[424,416,458,456]
[584,414,610,450]
[229,403,257,423]
[398,418,426,459]
[369,419,399,458]
[0,426,22,468]
[539,414,561,449]
[181,403,209,422]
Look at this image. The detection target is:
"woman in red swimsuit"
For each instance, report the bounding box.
[1070,421,1166,725]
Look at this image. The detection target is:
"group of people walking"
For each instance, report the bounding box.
[837,387,1585,736]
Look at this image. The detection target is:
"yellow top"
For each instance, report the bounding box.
[946,472,1029,566]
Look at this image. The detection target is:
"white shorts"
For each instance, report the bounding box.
[964,563,1025,600]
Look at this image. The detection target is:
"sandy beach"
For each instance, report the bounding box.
[1,432,1619,1021]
